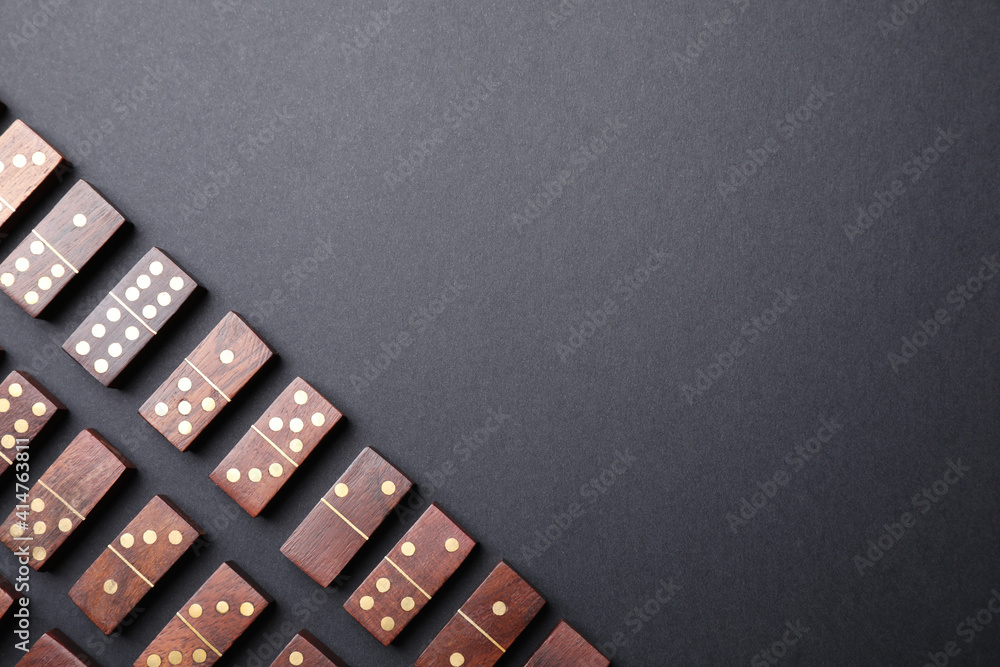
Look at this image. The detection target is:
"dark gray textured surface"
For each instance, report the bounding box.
[0,1,998,665]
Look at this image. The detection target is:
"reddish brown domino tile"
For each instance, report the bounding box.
[415,561,545,667]
[344,503,476,645]
[135,561,271,667]
[138,312,275,451]
[210,377,342,516]
[281,447,412,586]
[522,620,610,667]
[0,429,134,570]
[69,495,204,634]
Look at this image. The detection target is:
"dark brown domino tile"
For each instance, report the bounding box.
[63,247,198,385]
[0,120,67,237]
[0,181,125,317]
[281,447,412,586]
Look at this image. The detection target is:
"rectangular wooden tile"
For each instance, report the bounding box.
[0,573,18,620]
[281,447,412,586]
[0,370,65,473]
[16,629,99,666]
[0,180,125,317]
[210,377,342,516]
[522,620,609,667]
[270,631,348,667]
[0,429,134,570]
[138,312,274,451]
[69,495,204,635]
[63,247,199,386]
[135,561,270,667]
[415,561,545,667]
[344,503,475,645]
[0,120,67,237]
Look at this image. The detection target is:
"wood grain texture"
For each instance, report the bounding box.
[0,180,125,317]
[16,629,100,666]
[69,495,204,635]
[269,630,348,667]
[63,247,199,386]
[344,503,476,645]
[281,447,412,586]
[210,377,342,516]
[0,120,67,236]
[0,429,134,570]
[138,312,275,450]
[0,573,18,620]
[135,561,271,667]
[0,370,65,473]
[415,561,545,667]
[522,620,609,667]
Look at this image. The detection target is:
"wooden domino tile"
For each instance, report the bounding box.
[138,312,274,451]
[415,561,545,667]
[270,631,348,667]
[69,495,204,635]
[210,377,342,516]
[0,573,18,620]
[344,503,476,645]
[0,429,134,570]
[0,180,125,317]
[522,620,609,667]
[135,561,271,667]
[0,120,67,237]
[63,247,198,385]
[16,629,99,666]
[280,447,412,586]
[0,370,65,472]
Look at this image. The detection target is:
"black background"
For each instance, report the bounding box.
[0,1,998,665]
